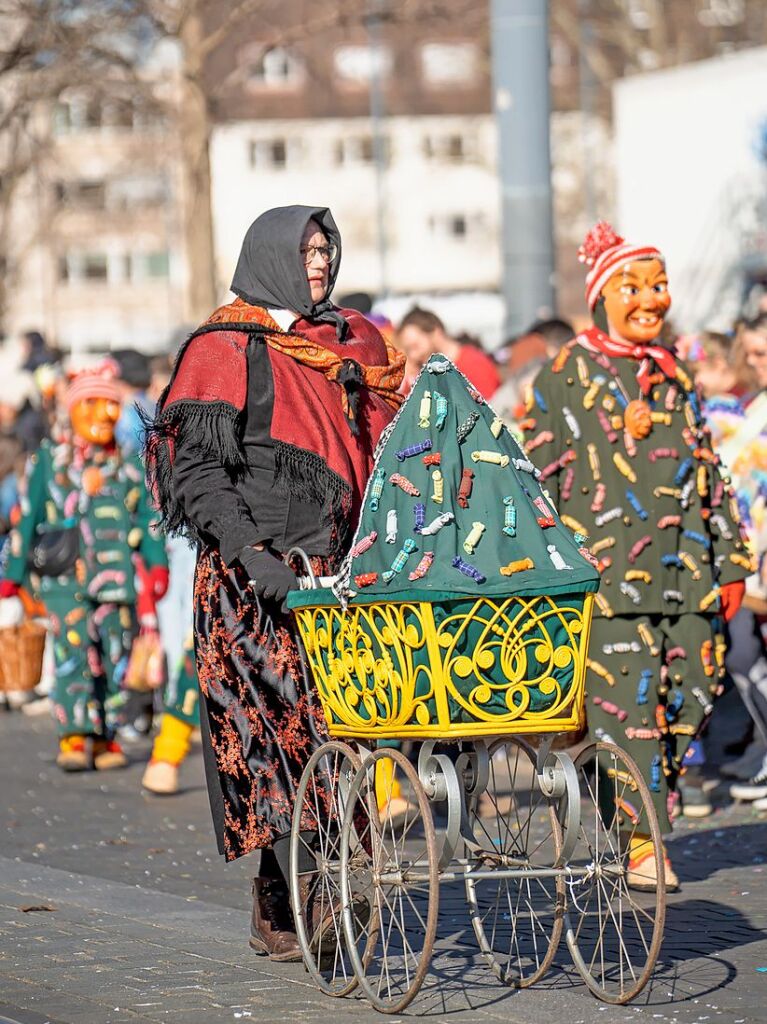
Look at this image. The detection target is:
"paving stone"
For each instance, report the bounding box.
[3,715,767,1023]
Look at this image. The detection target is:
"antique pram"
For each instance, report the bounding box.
[284,356,666,1014]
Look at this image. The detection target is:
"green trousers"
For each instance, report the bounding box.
[586,612,724,834]
[45,589,136,738]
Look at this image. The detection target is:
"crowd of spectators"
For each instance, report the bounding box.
[2,307,767,816]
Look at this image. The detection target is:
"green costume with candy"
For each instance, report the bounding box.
[522,224,750,832]
[163,630,199,727]
[5,436,167,738]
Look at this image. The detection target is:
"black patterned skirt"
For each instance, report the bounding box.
[193,546,333,862]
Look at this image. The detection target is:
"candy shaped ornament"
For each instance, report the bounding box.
[343,353,600,599]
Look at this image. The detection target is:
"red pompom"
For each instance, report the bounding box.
[578,221,624,266]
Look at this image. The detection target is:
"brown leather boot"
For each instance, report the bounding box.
[249,877,302,961]
[297,873,371,963]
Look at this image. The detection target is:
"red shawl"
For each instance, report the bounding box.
[144,302,404,551]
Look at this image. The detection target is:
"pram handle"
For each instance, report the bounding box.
[285,547,337,591]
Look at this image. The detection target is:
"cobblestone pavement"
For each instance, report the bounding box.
[1,713,766,1024]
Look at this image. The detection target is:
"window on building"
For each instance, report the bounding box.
[423,133,470,162]
[53,102,73,134]
[450,214,467,238]
[82,253,108,280]
[420,42,479,86]
[550,35,572,69]
[246,46,303,88]
[84,99,103,129]
[54,180,107,209]
[106,99,136,129]
[78,181,107,209]
[60,252,110,283]
[60,249,172,285]
[335,135,387,166]
[334,45,392,85]
[248,138,294,169]
[109,175,167,210]
[429,212,479,240]
[145,251,169,278]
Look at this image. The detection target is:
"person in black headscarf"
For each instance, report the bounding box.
[143,206,404,959]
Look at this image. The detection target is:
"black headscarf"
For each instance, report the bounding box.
[230,205,349,340]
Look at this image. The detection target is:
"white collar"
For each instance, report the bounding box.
[267,308,297,333]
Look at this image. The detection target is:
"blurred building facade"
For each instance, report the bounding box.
[2,0,766,354]
[206,4,614,339]
[3,79,187,356]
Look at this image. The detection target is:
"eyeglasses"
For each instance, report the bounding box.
[300,242,337,265]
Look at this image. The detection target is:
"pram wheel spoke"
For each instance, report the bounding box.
[564,741,666,1004]
[290,741,362,997]
[465,737,564,986]
[340,748,439,1013]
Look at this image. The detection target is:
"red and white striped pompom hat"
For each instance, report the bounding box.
[579,221,664,311]
[64,359,122,410]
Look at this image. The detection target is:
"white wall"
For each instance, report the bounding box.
[614,47,767,331]
[209,114,502,302]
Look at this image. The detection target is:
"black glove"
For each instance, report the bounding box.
[238,546,298,606]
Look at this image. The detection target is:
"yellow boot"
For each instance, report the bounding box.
[375,755,416,825]
[627,834,679,892]
[56,735,89,772]
[142,714,193,795]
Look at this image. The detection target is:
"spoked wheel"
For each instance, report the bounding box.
[564,741,666,1004]
[340,747,439,1014]
[289,740,361,996]
[465,737,564,986]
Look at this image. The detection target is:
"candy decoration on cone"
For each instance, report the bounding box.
[344,353,599,602]
[389,472,420,496]
[457,468,474,508]
[408,551,434,581]
[369,468,386,511]
[383,539,417,583]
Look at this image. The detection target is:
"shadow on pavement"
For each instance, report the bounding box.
[385,886,766,1017]
[668,821,767,882]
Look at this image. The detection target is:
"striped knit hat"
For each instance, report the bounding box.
[579,221,664,312]
[64,360,122,410]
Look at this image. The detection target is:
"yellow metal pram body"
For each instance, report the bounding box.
[290,587,594,740]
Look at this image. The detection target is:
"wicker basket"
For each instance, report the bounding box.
[0,620,47,693]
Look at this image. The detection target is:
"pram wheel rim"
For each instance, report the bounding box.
[340,747,439,1014]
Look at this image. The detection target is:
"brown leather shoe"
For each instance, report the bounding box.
[250,877,302,962]
[297,873,371,964]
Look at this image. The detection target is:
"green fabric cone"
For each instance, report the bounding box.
[340,353,600,602]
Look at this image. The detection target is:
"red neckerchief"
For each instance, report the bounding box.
[576,325,678,395]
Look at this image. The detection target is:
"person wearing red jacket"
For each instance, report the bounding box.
[397,306,501,400]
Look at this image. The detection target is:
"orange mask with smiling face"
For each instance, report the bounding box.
[70,396,121,447]
[601,257,671,346]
